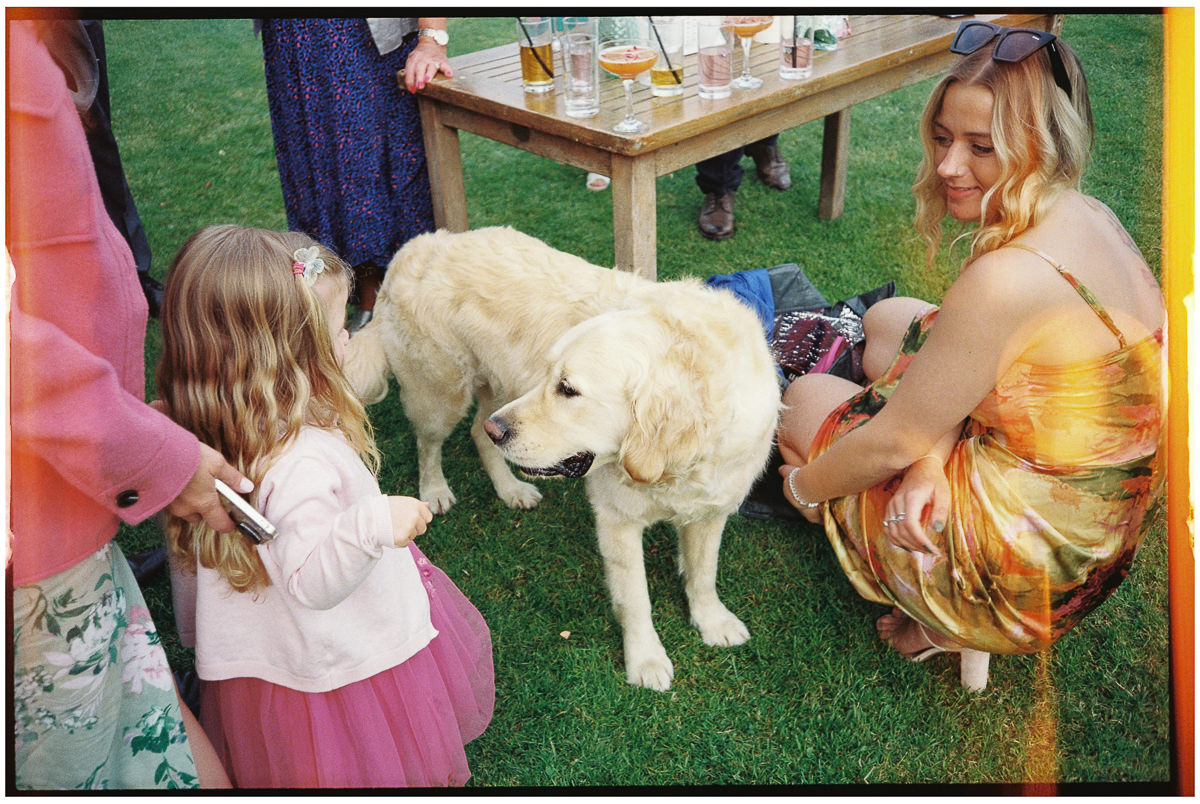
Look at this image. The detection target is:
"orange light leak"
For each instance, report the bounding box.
[1163,6,1194,798]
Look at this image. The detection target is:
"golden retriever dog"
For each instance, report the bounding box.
[345,227,781,690]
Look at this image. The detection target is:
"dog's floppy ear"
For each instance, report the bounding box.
[619,330,710,485]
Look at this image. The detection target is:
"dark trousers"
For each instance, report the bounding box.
[80,20,152,276]
[694,134,779,196]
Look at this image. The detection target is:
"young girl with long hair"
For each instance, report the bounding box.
[158,225,493,787]
[775,24,1164,691]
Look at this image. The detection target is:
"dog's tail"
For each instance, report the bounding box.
[344,317,391,405]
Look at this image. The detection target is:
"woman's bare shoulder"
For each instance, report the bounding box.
[941,246,1058,313]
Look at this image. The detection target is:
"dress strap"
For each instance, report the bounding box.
[1006,243,1127,349]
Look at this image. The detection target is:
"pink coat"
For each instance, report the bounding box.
[8,20,200,586]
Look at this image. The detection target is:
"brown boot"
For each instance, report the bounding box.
[698,192,735,240]
[746,140,792,190]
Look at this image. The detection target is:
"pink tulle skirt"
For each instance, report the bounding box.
[199,544,494,789]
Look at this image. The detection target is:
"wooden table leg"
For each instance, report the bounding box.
[417,97,469,232]
[610,154,657,279]
[818,108,851,220]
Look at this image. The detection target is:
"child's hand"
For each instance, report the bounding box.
[388,496,432,547]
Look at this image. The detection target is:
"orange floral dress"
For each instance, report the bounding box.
[809,246,1165,655]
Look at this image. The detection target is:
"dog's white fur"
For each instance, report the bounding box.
[345,227,781,690]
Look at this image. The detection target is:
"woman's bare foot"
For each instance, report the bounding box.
[876,607,960,658]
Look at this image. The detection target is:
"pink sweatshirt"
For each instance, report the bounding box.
[176,427,437,692]
[8,20,200,586]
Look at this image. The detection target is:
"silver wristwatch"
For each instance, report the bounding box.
[418,27,448,47]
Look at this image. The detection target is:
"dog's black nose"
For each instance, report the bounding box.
[484,417,510,445]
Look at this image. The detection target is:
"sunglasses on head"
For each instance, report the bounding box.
[950,20,1073,100]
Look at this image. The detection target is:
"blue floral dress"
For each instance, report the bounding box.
[259,18,435,267]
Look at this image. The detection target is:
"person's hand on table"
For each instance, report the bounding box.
[405,38,453,92]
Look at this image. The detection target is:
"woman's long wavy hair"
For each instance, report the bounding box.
[912,36,1093,268]
[157,225,379,593]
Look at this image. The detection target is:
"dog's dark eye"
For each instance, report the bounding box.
[556,379,580,398]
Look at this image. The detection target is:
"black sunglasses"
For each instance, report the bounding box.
[950,20,1073,100]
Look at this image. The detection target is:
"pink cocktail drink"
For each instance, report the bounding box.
[598,45,657,78]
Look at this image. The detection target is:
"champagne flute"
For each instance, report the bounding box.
[725,15,774,89]
[598,38,658,134]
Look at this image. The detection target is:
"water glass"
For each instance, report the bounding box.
[563,32,600,118]
[697,18,733,100]
[558,17,593,73]
[517,16,554,93]
[780,15,814,80]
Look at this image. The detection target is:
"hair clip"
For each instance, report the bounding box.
[292,246,326,285]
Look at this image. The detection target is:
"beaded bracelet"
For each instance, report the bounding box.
[786,468,820,509]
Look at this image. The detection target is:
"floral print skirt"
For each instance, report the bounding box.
[12,542,198,790]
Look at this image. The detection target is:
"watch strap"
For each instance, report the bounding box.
[418,27,448,46]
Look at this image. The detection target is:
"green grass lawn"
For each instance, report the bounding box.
[105,14,1171,789]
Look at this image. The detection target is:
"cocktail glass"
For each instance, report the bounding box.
[725,15,774,89]
[598,38,658,133]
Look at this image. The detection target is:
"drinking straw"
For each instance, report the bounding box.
[791,16,797,67]
[647,17,681,83]
[517,17,554,77]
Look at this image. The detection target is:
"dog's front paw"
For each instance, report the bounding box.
[693,607,750,648]
[626,650,674,691]
[498,479,543,510]
[421,484,457,516]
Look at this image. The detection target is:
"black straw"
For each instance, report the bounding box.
[647,17,681,83]
[792,17,797,67]
[517,18,554,78]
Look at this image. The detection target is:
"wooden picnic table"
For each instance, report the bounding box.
[413,13,1060,279]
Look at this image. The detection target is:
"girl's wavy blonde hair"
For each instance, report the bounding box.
[157,225,379,593]
[912,36,1093,268]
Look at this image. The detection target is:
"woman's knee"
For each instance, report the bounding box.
[862,297,934,380]
[862,296,933,341]
[778,373,860,464]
